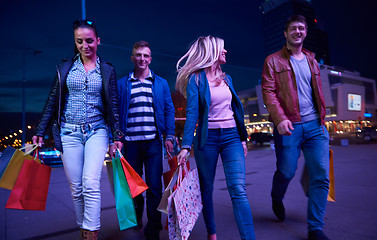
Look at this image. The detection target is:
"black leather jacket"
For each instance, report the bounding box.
[35,56,124,151]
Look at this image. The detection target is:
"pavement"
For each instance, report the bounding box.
[1,140,377,240]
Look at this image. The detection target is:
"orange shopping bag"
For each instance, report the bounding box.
[117,149,148,198]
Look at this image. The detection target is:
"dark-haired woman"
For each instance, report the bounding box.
[32,20,123,239]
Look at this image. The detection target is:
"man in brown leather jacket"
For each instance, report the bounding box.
[262,15,330,240]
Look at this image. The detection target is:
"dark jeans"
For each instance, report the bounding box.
[272,119,329,231]
[124,138,163,236]
[194,127,255,240]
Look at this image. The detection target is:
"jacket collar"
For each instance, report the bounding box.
[281,44,315,61]
[197,69,230,85]
[127,69,155,81]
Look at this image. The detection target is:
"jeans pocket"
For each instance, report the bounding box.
[93,124,108,133]
[61,127,74,136]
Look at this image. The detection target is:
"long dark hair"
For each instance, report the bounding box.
[72,19,98,55]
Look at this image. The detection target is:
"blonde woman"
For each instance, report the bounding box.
[176,36,255,240]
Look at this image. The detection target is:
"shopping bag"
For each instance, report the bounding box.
[168,189,181,240]
[117,149,148,198]
[168,164,202,239]
[173,165,202,239]
[5,150,51,210]
[112,152,137,230]
[0,146,17,177]
[0,145,39,190]
[327,149,335,202]
[167,164,185,239]
[300,149,335,202]
[105,160,114,196]
[163,152,190,189]
[158,166,179,214]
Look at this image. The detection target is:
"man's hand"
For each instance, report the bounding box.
[109,141,123,159]
[177,149,189,165]
[277,120,294,136]
[32,135,44,147]
[165,140,174,153]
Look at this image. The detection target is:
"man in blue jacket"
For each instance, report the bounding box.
[110,41,175,240]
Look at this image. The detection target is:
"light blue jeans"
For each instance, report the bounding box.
[60,122,109,231]
[272,119,329,231]
[194,127,255,240]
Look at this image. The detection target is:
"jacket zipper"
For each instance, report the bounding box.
[56,66,62,125]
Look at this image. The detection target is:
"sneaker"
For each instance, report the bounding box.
[272,200,285,221]
[308,230,330,240]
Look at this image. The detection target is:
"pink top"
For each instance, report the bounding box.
[208,80,237,129]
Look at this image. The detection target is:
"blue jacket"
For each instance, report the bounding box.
[181,70,248,150]
[117,70,175,141]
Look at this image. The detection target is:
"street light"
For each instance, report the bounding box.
[22,49,42,148]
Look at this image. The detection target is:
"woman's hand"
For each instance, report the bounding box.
[242,141,247,157]
[177,149,189,165]
[109,141,123,159]
[32,135,44,147]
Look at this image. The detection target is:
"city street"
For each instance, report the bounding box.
[1,142,376,240]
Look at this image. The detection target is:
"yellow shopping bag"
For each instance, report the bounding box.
[0,145,39,190]
[327,149,335,202]
[300,149,335,202]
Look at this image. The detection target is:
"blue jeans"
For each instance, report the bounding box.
[60,122,109,231]
[194,127,255,240]
[272,119,329,231]
[124,139,163,236]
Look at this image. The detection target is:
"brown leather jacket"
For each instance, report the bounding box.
[261,45,326,126]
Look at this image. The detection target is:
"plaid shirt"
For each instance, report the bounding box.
[63,56,104,125]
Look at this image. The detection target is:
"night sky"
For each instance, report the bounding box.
[1,0,376,113]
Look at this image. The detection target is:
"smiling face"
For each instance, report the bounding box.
[284,21,307,48]
[217,48,227,65]
[131,47,152,71]
[74,27,100,59]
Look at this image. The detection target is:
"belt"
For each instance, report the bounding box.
[61,121,106,132]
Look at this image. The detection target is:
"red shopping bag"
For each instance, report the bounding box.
[163,152,190,189]
[117,149,148,198]
[5,150,51,211]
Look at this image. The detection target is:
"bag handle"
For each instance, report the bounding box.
[19,144,38,155]
[32,148,46,164]
[177,164,183,186]
[164,166,180,191]
[115,148,124,159]
[176,154,190,186]
[166,151,173,160]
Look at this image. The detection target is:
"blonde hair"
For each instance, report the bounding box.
[176,36,225,97]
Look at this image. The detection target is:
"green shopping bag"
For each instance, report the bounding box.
[112,152,137,230]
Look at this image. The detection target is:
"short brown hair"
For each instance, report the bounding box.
[284,15,308,32]
[132,41,150,55]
